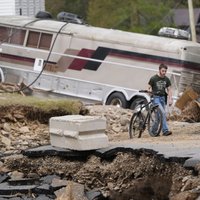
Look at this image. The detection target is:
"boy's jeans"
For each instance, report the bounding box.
[153,96,169,133]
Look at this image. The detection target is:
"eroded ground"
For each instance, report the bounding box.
[0,100,200,199]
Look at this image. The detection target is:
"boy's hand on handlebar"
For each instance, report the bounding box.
[147,89,152,94]
[168,98,173,106]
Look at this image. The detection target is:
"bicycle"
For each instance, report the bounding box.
[129,90,163,138]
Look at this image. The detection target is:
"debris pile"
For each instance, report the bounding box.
[0,82,32,96]
[0,83,20,93]
[173,87,200,122]
[2,148,198,200]
[0,87,199,199]
[85,105,132,140]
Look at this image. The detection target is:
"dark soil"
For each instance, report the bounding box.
[0,102,200,199]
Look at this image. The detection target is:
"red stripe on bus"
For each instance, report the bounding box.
[0,53,34,63]
[68,49,95,70]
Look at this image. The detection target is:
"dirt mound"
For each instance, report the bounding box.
[3,150,196,200]
[0,93,200,199]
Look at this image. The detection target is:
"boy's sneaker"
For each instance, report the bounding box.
[163,131,172,136]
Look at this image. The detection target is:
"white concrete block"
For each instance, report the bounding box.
[49,115,109,151]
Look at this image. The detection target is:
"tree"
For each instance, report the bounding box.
[63,0,89,19]
[87,0,173,34]
[87,0,128,28]
[45,0,65,18]
[45,0,89,20]
[46,0,195,35]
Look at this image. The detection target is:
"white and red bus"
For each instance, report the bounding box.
[0,15,200,108]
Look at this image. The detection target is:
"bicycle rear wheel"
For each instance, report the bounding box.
[129,112,144,138]
[148,106,162,137]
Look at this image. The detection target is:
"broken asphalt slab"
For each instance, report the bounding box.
[22,145,96,158]
[0,174,66,197]
[183,153,200,168]
[0,182,36,195]
[23,145,159,161]
[22,143,200,168]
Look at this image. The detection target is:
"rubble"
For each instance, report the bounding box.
[173,87,200,122]
[0,88,199,199]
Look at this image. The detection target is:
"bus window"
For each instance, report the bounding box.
[0,26,11,43]
[26,31,40,48]
[10,29,26,45]
[39,33,52,50]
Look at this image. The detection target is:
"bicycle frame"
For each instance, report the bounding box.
[134,100,152,131]
[130,96,161,138]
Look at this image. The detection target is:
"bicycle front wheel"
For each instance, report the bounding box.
[148,106,162,137]
[129,112,144,138]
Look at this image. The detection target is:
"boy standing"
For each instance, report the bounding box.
[148,63,172,136]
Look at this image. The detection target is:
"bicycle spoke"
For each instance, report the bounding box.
[129,112,144,138]
[148,106,162,137]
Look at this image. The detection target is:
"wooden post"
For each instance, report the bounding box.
[188,0,197,42]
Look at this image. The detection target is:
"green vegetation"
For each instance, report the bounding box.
[45,0,200,35]
[87,0,171,34]
[45,0,88,19]
[0,93,83,115]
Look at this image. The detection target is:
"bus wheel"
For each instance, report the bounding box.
[0,67,5,83]
[130,97,148,110]
[106,92,127,108]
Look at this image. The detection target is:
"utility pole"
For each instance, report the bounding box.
[188,0,197,42]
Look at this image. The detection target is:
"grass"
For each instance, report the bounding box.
[0,93,83,115]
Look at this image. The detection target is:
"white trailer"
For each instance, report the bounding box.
[0,15,200,109]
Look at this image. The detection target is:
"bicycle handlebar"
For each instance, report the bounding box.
[139,90,155,97]
[139,90,151,93]
[139,90,149,93]
[139,90,166,97]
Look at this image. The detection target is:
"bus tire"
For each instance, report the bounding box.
[0,67,5,83]
[106,92,127,108]
[130,97,148,110]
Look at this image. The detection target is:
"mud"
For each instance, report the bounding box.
[2,150,194,200]
[0,103,200,199]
